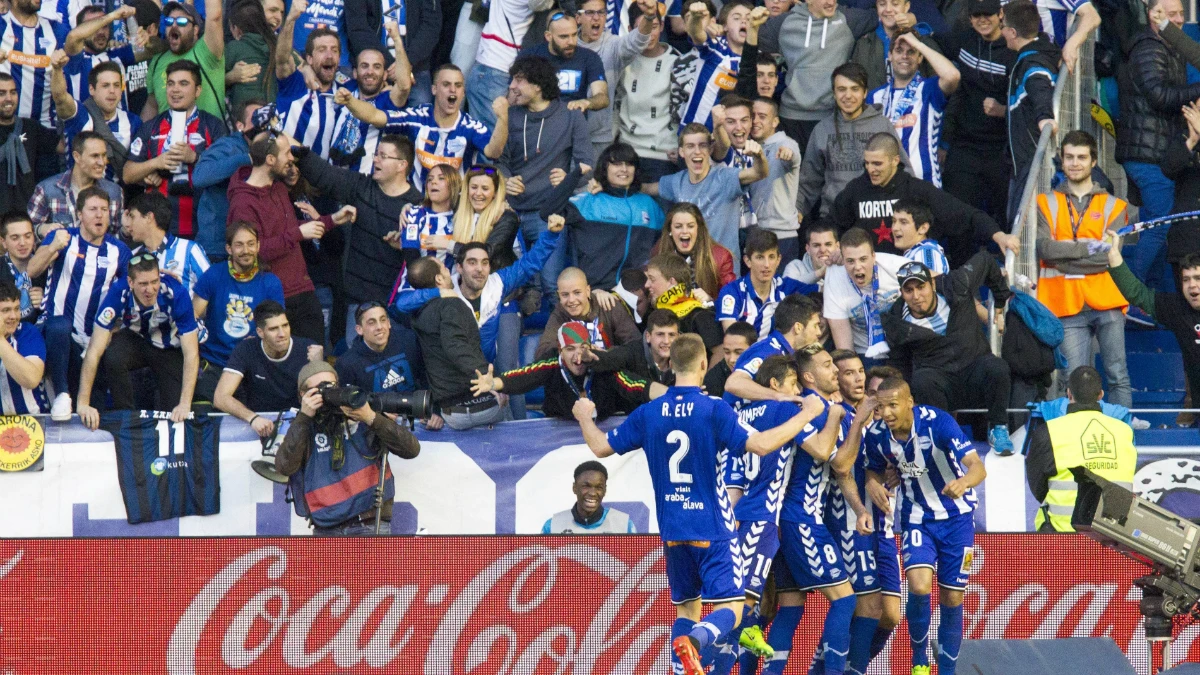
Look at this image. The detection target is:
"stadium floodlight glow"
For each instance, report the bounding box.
[1070,467,1200,672]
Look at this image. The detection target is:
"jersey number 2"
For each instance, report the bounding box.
[667,430,692,484]
[156,420,185,457]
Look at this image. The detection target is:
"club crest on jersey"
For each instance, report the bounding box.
[223,295,254,339]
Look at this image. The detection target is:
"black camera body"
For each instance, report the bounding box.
[316,382,431,419]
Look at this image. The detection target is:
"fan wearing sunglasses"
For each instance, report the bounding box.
[77,252,201,431]
[143,0,227,121]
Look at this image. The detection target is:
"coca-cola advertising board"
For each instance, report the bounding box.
[0,534,1196,673]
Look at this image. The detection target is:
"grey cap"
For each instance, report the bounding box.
[297,360,337,393]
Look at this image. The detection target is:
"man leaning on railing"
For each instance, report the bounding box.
[1002,0,1060,224]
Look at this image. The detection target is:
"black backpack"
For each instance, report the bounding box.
[1002,310,1057,380]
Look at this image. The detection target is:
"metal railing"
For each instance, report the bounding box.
[991,17,1099,355]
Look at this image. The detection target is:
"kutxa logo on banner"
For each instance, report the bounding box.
[0,535,1196,673]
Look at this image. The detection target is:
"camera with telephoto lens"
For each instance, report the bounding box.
[315,382,431,419]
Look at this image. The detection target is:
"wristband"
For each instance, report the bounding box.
[250,414,260,425]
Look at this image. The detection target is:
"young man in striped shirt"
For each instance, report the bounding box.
[867,31,959,187]
[127,191,210,294]
[680,0,752,129]
[27,184,130,420]
[60,4,148,110]
[0,0,68,130]
[0,278,49,415]
[76,252,199,429]
[891,197,949,277]
[51,57,141,183]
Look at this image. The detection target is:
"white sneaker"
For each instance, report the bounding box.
[50,392,72,422]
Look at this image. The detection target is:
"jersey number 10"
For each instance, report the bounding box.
[155,420,186,457]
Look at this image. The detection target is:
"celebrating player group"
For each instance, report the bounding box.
[574,335,986,675]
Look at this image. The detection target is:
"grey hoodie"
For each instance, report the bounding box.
[759,3,879,121]
[497,98,597,213]
[795,103,909,217]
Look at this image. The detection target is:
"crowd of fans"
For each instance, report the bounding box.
[0,0,1198,451]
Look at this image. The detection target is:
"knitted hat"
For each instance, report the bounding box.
[297,360,337,393]
[558,321,591,348]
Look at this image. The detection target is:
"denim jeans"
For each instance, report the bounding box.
[442,392,507,430]
[1122,161,1176,288]
[1055,307,1132,408]
[466,63,510,130]
[41,315,84,397]
[518,209,568,300]
[496,307,526,420]
[406,70,433,108]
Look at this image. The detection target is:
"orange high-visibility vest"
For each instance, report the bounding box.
[1037,191,1128,318]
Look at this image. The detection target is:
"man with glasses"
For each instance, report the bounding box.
[294,133,423,343]
[29,185,130,421]
[76,252,200,429]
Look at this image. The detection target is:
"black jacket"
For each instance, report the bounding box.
[344,0,442,71]
[882,250,1011,376]
[591,340,675,386]
[411,296,490,407]
[1115,28,1200,165]
[938,27,1015,150]
[1161,133,1200,264]
[1008,36,1059,176]
[497,359,649,420]
[831,168,1002,267]
[297,148,423,304]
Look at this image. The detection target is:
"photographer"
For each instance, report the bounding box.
[275,361,421,536]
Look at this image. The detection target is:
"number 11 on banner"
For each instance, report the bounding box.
[156,420,185,457]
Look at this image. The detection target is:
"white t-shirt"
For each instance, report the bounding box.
[476,0,553,72]
[822,252,906,354]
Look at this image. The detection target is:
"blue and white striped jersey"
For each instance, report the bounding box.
[717,275,818,339]
[399,205,455,269]
[681,36,739,129]
[722,329,793,408]
[779,390,835,524]
[0,12,68,127]
[329,81,399,175]
[40,228,130,345]
[95,273,198,349]
[903,239,949,277]
[0,321,48,414]
[132,233,210,294]
[277,70,338,159]
[383,104,492,190]
[868,75,947,187]
[63,106,141,182]
[825,402,894,538]
[734,399,797,525]
[864,404,978,524]
[63,45,135,109]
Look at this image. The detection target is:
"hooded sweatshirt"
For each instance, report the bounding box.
[796,103,909,218]
[226,166,336,298]
[497,98,596,213]
[758,3,879,121]
[192,133,250,258]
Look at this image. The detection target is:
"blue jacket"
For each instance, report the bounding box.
[192,134,250,259]
[1007,290,1068,369]
[1030,397,1133,427]
[556,189,664,289]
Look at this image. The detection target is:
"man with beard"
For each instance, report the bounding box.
[142,0,225,120]
[576,0,658,157]
[471,320,662,420]
[61,4,153,111]
[830,132,1017,266]
[0,73,58,208]
[28,130,124,231]
[337,63,507,188]
[328,47,402,175]
[522,12,608,114]
[228,130,356,345]
[0,212,43,322]
[534,266,641,359]
[0,0,68,131]
[76,253,200,428]
[28,185,130,421]
[192,221,285,408]
[51,56,141,184]
[126,60,226,242]
[215,300,323,437]
[275,0,340,159]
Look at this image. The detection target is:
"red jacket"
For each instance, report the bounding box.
[226,166,335,298]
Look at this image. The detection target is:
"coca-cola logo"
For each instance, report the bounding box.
[166,544,672,673]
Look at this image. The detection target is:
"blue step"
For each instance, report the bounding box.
[1123,328,1180,354]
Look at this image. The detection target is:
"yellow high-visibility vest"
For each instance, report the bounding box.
[1035,409,1136,532]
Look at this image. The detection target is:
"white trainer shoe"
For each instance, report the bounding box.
[50,392,73,422]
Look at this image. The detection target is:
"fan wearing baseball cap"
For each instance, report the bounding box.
[469,321,668,420]
[880,253,1016,454]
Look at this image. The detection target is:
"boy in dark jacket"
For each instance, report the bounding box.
[1002,0,1060,222]
[881,254,1014,453]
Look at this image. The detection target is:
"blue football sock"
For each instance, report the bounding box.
[869,624,893,659]
[709,631,741,675]
[906,593,932,668]
[690,607,737,652]
[847,615,880,675]
[821,595,855,675]
[808,646,825,675]
[761,605,804,675]
[738,643,760,675]
[671,618,695,675]
[937,603,964,675]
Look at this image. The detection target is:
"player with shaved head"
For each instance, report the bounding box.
[862,376,985,675]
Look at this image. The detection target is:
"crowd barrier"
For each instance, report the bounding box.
[0,534,1194,673]
[0,417,1198,537]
